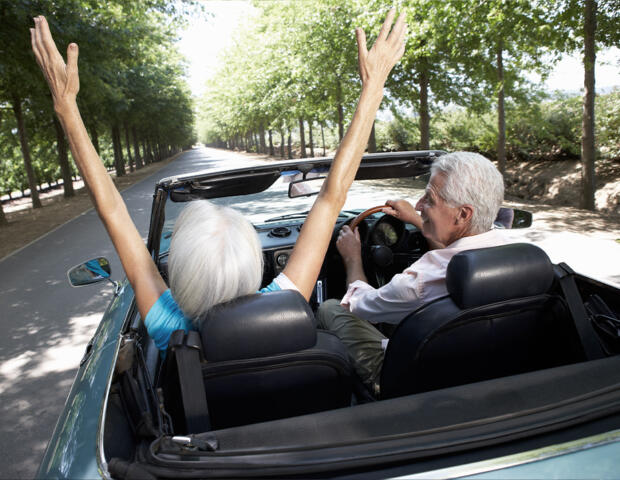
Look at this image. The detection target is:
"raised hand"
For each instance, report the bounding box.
[356,8,407,87]
[30,16,79,110]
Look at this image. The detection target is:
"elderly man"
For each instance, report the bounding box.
[317,151,506,395]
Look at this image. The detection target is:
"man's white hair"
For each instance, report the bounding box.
[431,152,504,234]
[168,200,263,326]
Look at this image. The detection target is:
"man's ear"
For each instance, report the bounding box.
[457,204,474,225]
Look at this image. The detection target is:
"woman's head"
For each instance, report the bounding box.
[168,200,263,325]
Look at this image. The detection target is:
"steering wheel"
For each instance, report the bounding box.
[350,205,389,230]
[345,205,405,287]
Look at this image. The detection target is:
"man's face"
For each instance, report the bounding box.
[414,173,467,247]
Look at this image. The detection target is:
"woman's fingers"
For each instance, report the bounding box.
[389,12,407,46]
[38,16,62,62]
[356,27,368,62]
[30,28,43,68]
[31,15,80,100]
[377,7,396,42]
[67,43,80,91]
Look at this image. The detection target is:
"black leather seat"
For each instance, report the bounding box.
[380,243,586,399]
[199,290,352,429]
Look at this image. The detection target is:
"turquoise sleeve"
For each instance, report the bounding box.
[144,289,192,352]
[258,278,282,293]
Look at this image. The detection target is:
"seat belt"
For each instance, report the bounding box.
[167,330,211,433]
[556,263,605,360]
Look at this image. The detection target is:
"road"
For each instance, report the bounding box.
[0,146,618,478]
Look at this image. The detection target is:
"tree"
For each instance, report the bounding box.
[554,0,619,209]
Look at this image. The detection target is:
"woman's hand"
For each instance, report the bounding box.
[30,16,79,111]
[356,8,407,88]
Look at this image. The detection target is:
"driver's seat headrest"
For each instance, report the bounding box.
[199,289,317,362]
[446,243,554,309]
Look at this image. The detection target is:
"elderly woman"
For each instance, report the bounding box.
[31,10,407,351]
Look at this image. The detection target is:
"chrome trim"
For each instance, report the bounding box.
[394,429,620,479]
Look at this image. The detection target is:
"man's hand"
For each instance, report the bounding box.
[382,199,421,228]
[356,8,407,88]
[337,225,368,285]
[31,16,79,112]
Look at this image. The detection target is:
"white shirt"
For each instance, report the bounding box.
[341,229,507,326]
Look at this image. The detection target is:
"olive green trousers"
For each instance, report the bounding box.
[317,299,386,395]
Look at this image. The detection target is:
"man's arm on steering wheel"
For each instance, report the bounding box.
[382,199,444,250]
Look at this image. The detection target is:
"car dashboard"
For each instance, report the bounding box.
[256,210,429,306]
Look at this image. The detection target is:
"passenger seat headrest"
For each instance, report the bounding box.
[200,289,317,362]
[447,243,554,309]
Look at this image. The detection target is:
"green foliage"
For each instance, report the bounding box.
[386,90,619,162]
[375,116,421,152]
[0,0,199,203]
[597,89,620,158]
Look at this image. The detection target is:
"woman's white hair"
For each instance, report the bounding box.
[168,200,263,326]
[431,152,504,234]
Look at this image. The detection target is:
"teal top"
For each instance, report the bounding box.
[145,278,282,351]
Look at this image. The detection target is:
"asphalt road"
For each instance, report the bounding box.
[0,146,618,478]
[0,147,267,479]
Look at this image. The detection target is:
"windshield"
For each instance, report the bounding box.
[159,174,429,255]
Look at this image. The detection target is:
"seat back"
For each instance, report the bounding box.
[200,290,352,429]
[380,243,585,399]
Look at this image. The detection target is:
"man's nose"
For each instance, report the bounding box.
[415,198,424,211]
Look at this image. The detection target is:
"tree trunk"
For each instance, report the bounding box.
[497,42,506,175]
[287,129,293,159]
[88,123,100,154]
[268,130,274,156]
[581,0,597,210]
[0,203,7,227]
[111,124,125,177]
[419,65,430,151]
[299,118,307,158]
[53,116,74,198]
[124,122,134,173]
[10,92,41,208]
[308,120,315,157]
[280,130,285,158]
[321,122,326,156]
[336,81,344,141]
[259,124,267,154]
[368,121,377,153]
[132,127,143,169]
[337,104,344,142]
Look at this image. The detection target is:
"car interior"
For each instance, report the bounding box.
[101,157,620,479]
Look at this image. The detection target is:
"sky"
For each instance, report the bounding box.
[178,1,620,98]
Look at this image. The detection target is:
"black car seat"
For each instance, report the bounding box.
[380,243,587,399]
[184,289,353,430]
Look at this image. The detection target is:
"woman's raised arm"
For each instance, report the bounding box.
[31,16,167,318]
[283,9,407,300]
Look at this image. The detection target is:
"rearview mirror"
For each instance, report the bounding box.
[67,257,111,287]
[288,176,326,198]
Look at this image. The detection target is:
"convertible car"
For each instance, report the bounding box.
[38,150,620,479]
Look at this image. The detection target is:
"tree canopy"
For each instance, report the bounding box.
[0,0,199,221]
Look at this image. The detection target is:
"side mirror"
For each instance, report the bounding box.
[288,176,327,198]
[67,257,111,287]
[494,207,533,229]
[512,208,533,229]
